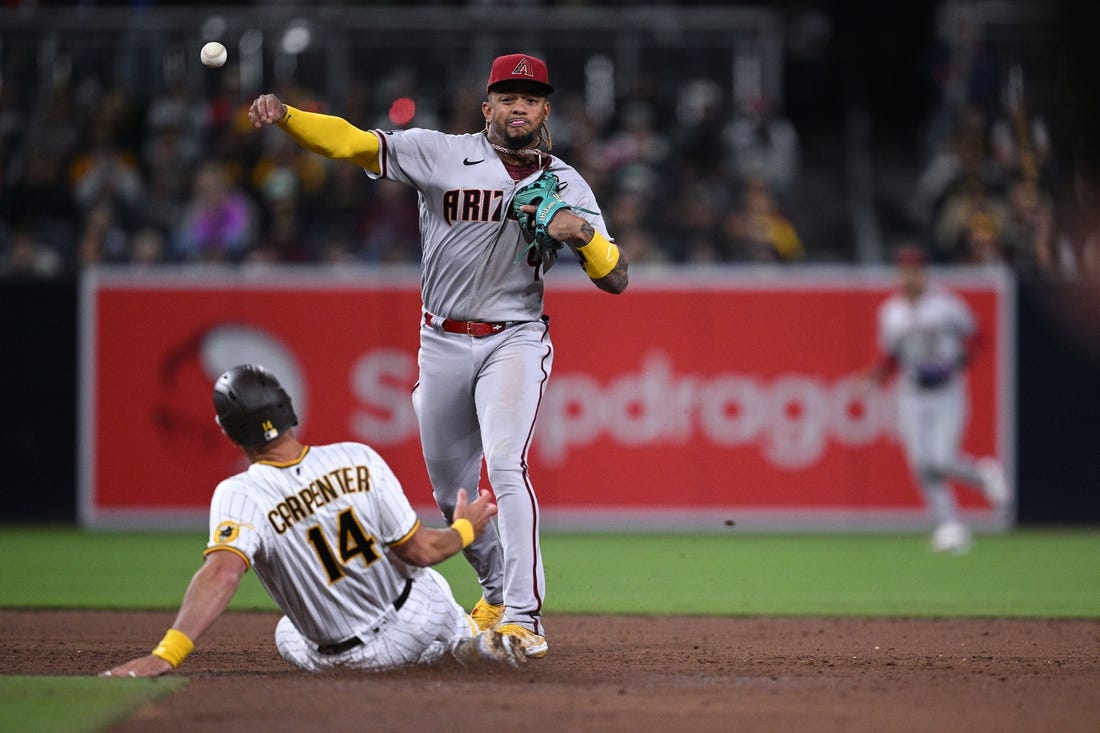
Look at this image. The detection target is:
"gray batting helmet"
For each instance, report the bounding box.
[213,364,299,447]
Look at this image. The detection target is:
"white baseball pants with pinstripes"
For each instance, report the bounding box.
[275,568,476,672]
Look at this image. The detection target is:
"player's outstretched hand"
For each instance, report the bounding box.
[249,93,287,128]
[101,654,173,678]
[453,487,498,535]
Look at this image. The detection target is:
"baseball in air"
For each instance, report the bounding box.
[200,42,228,68]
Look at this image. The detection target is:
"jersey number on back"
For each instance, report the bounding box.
[306,507,380,583]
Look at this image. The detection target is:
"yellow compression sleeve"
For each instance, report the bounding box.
[278,104,381,174]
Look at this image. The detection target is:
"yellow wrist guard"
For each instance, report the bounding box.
[576,231,620,280]
[151,628,194,669]
[451,518,475,549]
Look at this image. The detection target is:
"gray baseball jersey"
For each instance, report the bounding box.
[206,441,473,670]
[367,128,610,321]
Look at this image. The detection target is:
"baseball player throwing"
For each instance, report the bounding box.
[101,364,524,677]
[868,246,1010,553]
[248,53,629,657]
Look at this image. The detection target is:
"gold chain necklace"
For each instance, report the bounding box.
[488,141,541,159]
[484,125,547,166]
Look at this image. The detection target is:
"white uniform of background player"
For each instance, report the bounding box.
[872,247,1009,553]
[247,53,629,655]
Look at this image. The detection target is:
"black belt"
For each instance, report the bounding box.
[316,578,413,655]
[392,576,413,610]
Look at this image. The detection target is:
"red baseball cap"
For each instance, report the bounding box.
[895,246,926,266]
[486,53,553,94]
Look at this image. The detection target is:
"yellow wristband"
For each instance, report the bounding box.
[451,518,475,549]
[575,231,620,280]
[151,628,194,669]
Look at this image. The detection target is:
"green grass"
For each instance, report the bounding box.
[0,527,275,610]
[0,675,186,733]
[3,526,1098,617]
[2,526,1097,732]
[532,530,1100,617]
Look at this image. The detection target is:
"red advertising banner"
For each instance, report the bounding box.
[80,266,1014,530]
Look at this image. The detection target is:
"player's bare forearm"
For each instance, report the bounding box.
[171,551,247,641]
[100,551,245,678]
[390,488,497,567]
[392,526,468,567]
[519,207,628,292]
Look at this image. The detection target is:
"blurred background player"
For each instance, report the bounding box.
[101,363,524,677]
[247,53,629,657]
[866,246,1010,553]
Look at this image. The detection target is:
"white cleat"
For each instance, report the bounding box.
[978,457,1010,507]
[931,521,972,555]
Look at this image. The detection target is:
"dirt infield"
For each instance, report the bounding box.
[3,610,1099,732]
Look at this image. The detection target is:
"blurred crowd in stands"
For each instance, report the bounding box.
[0,66,812,275]
[911,10,1088,279]
[0,11,1095,280]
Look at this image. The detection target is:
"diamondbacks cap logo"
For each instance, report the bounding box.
[512,57,533,78]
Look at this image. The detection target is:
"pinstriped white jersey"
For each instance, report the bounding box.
[205,442,419,646]
[366,128,610,322]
